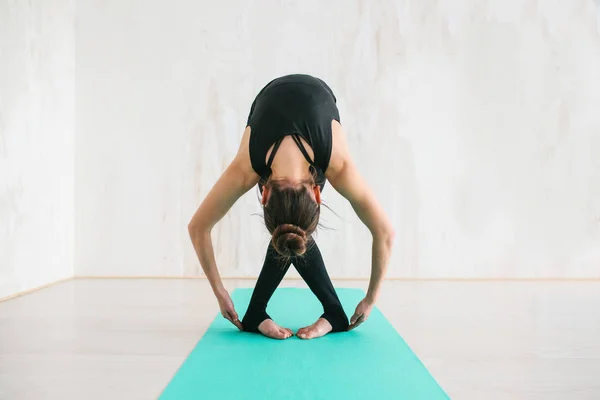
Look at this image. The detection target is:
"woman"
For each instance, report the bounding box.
[188,74,394,340]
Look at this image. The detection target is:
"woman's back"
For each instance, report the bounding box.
[246,74,340,189]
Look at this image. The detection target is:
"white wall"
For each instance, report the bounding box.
[75,0,600,279]
[0,0,75,298]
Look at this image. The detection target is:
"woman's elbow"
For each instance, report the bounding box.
[187,220,196,240]
[384,227,395,247]
[373,226,395,247]
[187,218,207,239]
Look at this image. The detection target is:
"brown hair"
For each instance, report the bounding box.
[263,176,320,258]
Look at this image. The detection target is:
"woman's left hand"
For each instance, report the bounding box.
[348,297,374,330]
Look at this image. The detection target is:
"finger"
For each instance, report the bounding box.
[233,319,243,331]
[229,311,243,331]
[348,315,365,331]
[223,311,237,326]
[348,321,362,330]
[350,312,363,325]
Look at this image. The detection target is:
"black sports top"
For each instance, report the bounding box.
[246,74,340,191]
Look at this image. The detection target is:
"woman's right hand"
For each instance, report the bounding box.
[216,288,243,330]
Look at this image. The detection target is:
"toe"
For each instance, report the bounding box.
[279,329,290,339]
[272,329,286,339]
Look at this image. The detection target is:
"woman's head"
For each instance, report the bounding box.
[262,177,321,258]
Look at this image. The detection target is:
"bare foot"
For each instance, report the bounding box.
[297,318,332,340]
[257,319,293,340]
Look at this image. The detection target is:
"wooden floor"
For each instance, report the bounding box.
[1,279,599,399]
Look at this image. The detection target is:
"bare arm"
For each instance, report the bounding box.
[326,122,395,306]
[187,127,258,297]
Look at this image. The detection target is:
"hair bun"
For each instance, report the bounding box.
[272,224,308,257]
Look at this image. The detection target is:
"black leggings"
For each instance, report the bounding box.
[242,241,349,333]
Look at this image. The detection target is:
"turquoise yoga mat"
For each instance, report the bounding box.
[160,288,449,400]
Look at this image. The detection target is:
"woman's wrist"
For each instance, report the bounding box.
[210,279,226,298]
[216,284,227,297]
[365,292,377,305]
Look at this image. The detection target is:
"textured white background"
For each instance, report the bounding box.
[2,1,600,294]
[0,0,75,298]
